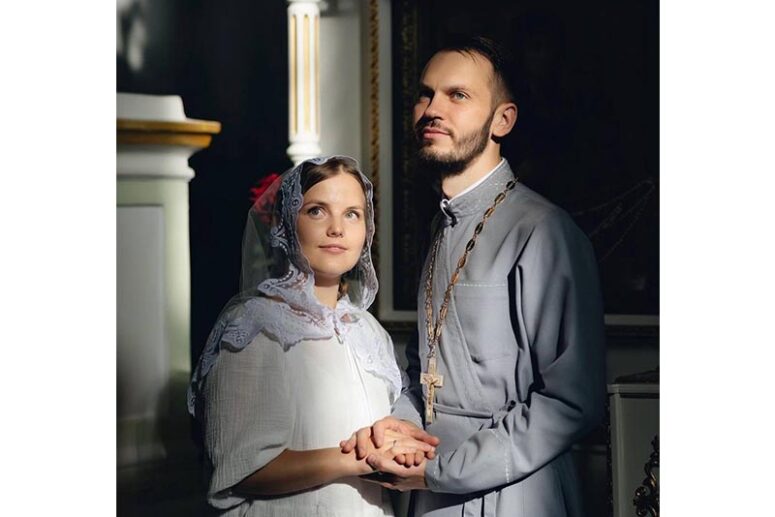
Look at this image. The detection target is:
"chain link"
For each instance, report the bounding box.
[424,179,518,360]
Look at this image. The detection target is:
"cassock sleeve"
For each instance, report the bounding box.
[390,328,425,427]
[425,209,606,493]
[203,334,293,508]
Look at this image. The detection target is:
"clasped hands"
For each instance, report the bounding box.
[340,416,440,492]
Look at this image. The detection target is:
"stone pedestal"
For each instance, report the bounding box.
[117,93,220,513]
[608,382,660,517]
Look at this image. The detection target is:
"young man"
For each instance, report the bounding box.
[343,36,606,516]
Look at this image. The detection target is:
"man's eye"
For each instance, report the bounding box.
[452,91,467,100]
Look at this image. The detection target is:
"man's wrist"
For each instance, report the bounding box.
[423,455,440,491]
[390,404,423,428]
[401,418,421,428]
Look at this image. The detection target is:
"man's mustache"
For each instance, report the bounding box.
[414,118,452,138]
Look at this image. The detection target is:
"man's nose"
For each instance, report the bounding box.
[422,96,444,119]
[415,101,444,132]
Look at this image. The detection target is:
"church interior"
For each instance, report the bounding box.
[117,0,659,515]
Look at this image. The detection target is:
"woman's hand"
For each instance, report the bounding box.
[381,429,432,467]
[341,416,440,462]
[363,452,429,492]
[349,428,431,476]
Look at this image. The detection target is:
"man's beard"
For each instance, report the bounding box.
[415,112,494,178]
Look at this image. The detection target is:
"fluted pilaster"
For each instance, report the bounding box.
[286,0,322,165]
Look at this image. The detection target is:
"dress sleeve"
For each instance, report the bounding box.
[203,334,293,508]
[390,329,425,427]
[425,209,607,493]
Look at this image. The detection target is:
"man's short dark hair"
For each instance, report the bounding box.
[434,35,517,105]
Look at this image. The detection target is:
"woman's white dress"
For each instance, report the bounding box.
[203,310,396,516]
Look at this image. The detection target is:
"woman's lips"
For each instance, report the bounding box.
[319,245,348,254]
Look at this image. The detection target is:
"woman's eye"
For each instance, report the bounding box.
[307,206,323,217]
[345,210,361,220]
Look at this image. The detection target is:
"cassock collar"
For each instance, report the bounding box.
[439,158,515,225]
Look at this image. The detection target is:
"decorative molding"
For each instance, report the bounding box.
[376,0,418,323]
[605,395,615,517]
[117,118,221,135]
[633,435,659,517]
[290,14,297,136]
[607,383,660,396]
[605,314,659,328]
[303,14,311,132]
[395,0,420,317]
[117,119,220,149]
[605,322,660,339]
[117,148,201,180]
[368,0,381,314]
[381,319,417,335]
[117,95,220,180]
[117,132,215,148]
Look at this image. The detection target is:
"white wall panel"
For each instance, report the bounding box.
[117,205,167,420]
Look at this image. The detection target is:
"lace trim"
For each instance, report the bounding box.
[350,314,403,404]
[187,297,401,415]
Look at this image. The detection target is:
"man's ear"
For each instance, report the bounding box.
[491,102,517,138]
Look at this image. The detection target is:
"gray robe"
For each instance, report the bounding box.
[392,160,606,517]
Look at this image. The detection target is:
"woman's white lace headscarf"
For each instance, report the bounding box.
[188,156,401,418]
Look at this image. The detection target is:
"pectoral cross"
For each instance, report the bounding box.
[421,356,444,423]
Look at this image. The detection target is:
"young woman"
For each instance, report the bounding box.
[188,156,433,516]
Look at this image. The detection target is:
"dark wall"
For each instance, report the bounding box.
[118,0,292,361]
[391,0,659,319]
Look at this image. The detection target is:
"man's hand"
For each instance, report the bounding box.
[349,428,432,476]
[340,416,440,463]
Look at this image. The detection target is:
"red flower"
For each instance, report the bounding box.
[250,172,281,225]
[249,172,281,204]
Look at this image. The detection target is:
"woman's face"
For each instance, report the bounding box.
[297,172,367,286]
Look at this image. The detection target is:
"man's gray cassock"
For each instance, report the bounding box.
[391,159,606,517]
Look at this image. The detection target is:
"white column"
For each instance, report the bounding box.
[117,93,220,468]
[286,0,322,165]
